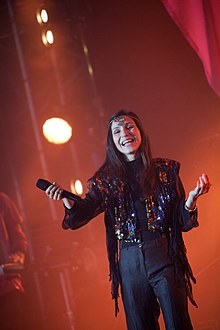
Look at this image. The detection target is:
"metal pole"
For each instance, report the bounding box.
[6,0,57,220]
[59,271,75,330]
[49,47,80,176]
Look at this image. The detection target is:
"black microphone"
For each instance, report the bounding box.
[0,263,24,277]
[36,178,81,201]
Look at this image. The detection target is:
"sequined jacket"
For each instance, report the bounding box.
[62,158,198,312]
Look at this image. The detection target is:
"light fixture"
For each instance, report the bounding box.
[36,7,49,25]
[41,29,54,46]
[42,117,72,144]
[70,179,83,196]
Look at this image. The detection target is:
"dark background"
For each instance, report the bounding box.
[0,0,219,329]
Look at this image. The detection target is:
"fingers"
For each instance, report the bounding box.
[8,252,25,264]
[45,182,63,200]
[197,173,211,196]
[189,173,211,201]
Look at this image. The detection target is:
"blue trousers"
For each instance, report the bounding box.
[119,235,193,330]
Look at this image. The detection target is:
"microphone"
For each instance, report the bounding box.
[36,178,81,201]
[0,263,24,277]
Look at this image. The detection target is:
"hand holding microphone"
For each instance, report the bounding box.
[46,182,63,201]
[0,252,25,277]
[0,263,24,277]
[36,178,81,209]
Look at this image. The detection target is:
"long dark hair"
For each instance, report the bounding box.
[98,110,155,193]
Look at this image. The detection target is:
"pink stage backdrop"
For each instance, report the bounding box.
[162,0,220,98]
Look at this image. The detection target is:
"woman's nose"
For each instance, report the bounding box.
[121,127,129,136]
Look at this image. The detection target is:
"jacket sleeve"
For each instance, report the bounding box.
[176,174,199,232]
[62,179,105,230]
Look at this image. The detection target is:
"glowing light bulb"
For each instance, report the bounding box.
[42,117,72,144]
[36,8,49,25]
[42,29,54,46]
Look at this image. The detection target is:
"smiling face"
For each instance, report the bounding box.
[111,115,142,161]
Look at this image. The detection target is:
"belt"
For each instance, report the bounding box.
[119,240,142,249]
[119,232,166,249]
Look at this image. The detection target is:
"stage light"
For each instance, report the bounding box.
[42,117,72,144]
[42,29,54,46]
[75,180,83,195]
[36,8,49,25]
[70,179,83,196]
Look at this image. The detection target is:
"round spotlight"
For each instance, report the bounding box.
[42,29,54,46]
[42,117,72,144]
[74,180,83,195]
[70,179,83,196]
[36,8,49,25]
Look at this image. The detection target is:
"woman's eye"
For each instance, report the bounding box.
[127,125,134,130]
[113,129,120,134]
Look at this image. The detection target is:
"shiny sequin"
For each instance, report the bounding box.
[92,158,180,242]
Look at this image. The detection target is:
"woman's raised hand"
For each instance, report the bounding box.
[45,182,63,200]
[189,173,211,200]
[186,173,211,211]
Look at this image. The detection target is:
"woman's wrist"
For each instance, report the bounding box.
[62,198,74,209]
[185,193,198,211]
[185,202,197,212]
